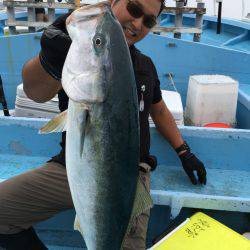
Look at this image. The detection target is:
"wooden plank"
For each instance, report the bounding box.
[6,0,16,34]
[163,6,206,15]
[6,20,52,28]
[152,26,202,34]
[3,2,206,14]
[193,2,205,42]
[3,1,81,9]
[174,1,184,39]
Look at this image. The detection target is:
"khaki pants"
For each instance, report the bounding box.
[0,162,151,249]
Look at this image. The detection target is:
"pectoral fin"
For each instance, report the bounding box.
[74,215,83,234]
[39,110,68,134]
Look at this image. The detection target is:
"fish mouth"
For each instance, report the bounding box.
[63,70,106,104]
[78,1,111,12]
[67,1,112,25]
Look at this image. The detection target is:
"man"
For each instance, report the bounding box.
[0,0,207,249]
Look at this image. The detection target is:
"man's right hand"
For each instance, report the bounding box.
[39,13,72,81]
[22,13,71,103]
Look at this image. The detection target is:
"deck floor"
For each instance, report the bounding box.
[0,154,50,179]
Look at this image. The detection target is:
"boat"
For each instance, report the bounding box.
[0,2,250,249]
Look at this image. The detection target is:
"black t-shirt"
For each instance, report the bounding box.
[40,14,162,166]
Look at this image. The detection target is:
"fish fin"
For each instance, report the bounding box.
[121,177,153,248]
[74,215,84,235]
[79,109,89,157]
[39,110,68,134]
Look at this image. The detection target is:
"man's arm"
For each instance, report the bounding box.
[150,99,185,152]
[150,100,206,185]
[22,13,71,103]
[22,56,62,103]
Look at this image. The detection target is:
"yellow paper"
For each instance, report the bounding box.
[151,212,250,250]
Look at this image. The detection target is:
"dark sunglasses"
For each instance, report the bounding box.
[126,0,157,29]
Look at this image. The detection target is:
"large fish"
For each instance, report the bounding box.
[40,2,152,249]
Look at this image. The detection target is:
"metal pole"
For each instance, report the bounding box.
[0,75,10,116]
[174,0,185,39]
[217,0,222,34]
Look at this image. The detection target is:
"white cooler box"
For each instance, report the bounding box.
[185,75,238,127]
[14,84,60,118]
[149,90,184,127]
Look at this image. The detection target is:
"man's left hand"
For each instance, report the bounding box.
[179,151,207,185]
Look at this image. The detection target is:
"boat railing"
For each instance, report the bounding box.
[150,0,206,42]
[3,0,206,40]
[3,0,79,34]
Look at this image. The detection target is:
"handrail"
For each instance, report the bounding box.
[3,0,206,39]
[163,6,206,15]
[3,1,76,9]
[161,1,206,42]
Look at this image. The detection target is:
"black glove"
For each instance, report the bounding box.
[39,13,72,81]
[179,151,207,185]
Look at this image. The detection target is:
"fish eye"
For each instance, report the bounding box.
[95,37,102,46]
[93,34,106,51]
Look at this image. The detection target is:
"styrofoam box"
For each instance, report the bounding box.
[185,75,238,127]
[14,84,60,118]
[149,90,184,127]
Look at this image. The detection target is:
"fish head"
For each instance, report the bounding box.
[62,1,129,105]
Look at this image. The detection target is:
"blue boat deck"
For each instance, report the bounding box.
[1,116,250,248]
[158,14,250,52]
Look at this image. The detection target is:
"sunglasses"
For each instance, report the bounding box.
[126,0,157,29]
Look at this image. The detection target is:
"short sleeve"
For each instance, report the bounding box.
[149,59,162,104]
[39,13,72,80]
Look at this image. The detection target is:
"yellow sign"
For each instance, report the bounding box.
[151,212,250,250]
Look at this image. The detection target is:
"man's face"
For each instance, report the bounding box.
[111,0,161,46]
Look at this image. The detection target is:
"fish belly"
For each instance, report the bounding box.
[66,100,139,250]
